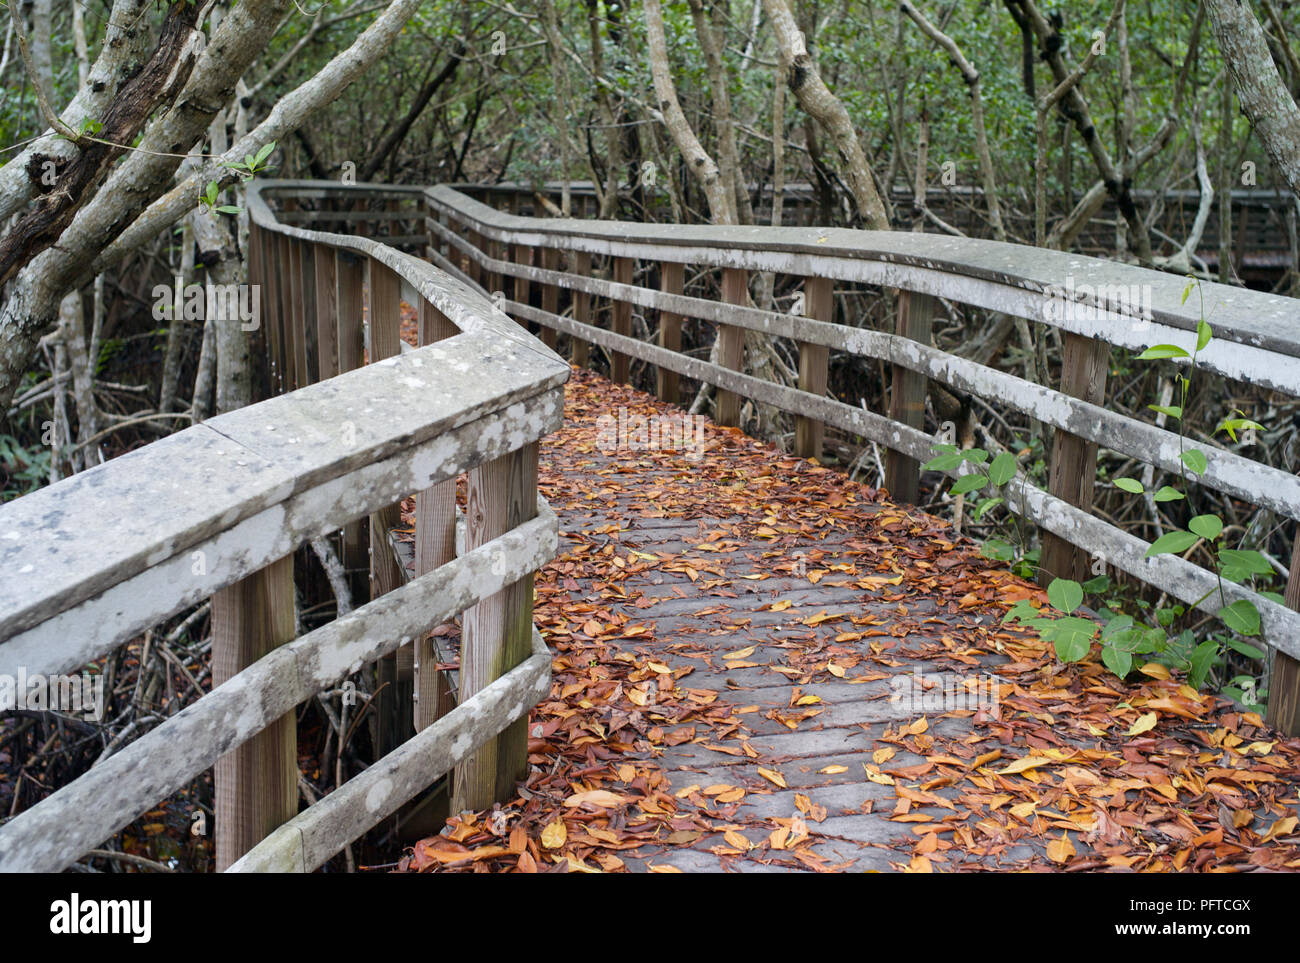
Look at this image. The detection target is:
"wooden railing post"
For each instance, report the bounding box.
[1039,333,1110,586]
[512,243,532,329]
[796,277,832,459]
[885,290,935,503]
[335,252,367,603]
[657,261,683,405]
[571,251,591,367]
[1267,533,1300,735]
[715,267,747,426]
[212,228,298,870]
[212,555,297,871]
[414,298,459,733]
[470,228,486,285]
[453,444,540,811]
[539,247,559,349]
[275,235,295,392]
[259,228,283,396]
[287,240,308,390]
[611,256,633,384]
[313,242,338,381]
[485,236,503,299]
[366,258,413,755]
[298,242,319,383]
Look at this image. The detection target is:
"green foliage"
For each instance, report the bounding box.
[1000,277,1270,709]
[0,434,51,501]
[200,142,278,217]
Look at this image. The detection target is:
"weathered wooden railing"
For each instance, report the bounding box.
[0,181,569,872]
[426,182,1300,735]
[466,180,1300,282]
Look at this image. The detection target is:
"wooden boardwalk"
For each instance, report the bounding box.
[403,368,1300,873]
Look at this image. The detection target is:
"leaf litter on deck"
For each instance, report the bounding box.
[397,367,1300,873]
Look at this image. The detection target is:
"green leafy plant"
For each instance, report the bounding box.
[0,434,52,501]
[199,179,243,216]
[923,439,1038,577]
[199,141,278,217]
[223,141,278,182]
[1006,277,1273,705]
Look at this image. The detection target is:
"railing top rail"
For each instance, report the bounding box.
[426,185,1300,375]
[452,180,1299,203]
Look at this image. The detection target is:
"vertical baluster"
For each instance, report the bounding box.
[212,219,296,869]
[1040,333,1110,585]
[465,229,482,286]
[260,229,282,396]
[611,256,633,384]
[796,277,832,460]
[1267,537,1300,736]
[276,235,295,392]
[335,252,367,604]
[289,241,309,390]
[512,243,532,328]
[657,261,683,405]
[885,290,935,503]
[212,555,296,871]
[571,251,591,368]
[453,443,540,811]
[313,243,338,381]
[414,299,459,734]
[365,258,412,756]
[539,247,559,349]
[485,235,503,300]
[298,242,318,384]
[715,268,747,426]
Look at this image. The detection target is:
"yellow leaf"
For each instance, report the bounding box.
[1262,816,1298,841]
[1126,712,1158,737]
[564,790,628,809]
[723,830,752,851]
[758,767,788,788]
[725,646,756,661]
[819,765,848,774]
[795,694,822,706]
[1139,663,1171,680]
[873,748,896,765]
[771,599,793,612]
[541,818,567,849]
[1009,801,1038,820]
[996,756,1052,775]
[826,662,846,678]
[1046,831,1076,864]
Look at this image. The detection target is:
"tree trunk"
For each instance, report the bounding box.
[762,0,889,230]
[1205,0,1300,199]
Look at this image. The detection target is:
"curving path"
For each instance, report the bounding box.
[404,367,1300,873]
